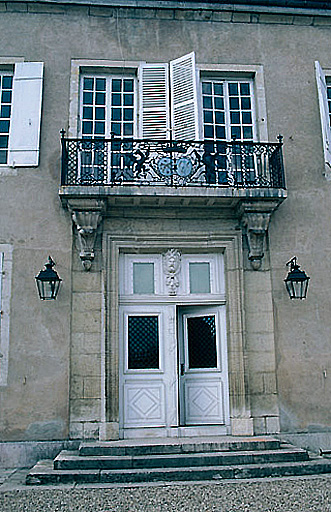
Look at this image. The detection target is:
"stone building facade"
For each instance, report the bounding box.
[0,0,331,465]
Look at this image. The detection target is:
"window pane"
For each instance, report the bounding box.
[83,91,93,105]
[112,79,122,92]
[83,77,94,90]
[240,82,250,96]
[124,79,134,92]
[112,108,121,121]
[95,107,105,120]
[189,262,211,293]
[124,108,133,121]
[124,94,134,106]
[228,82,239,96]
[0,120,10,133]
[187,315,217,369]
[124,123,133,136]
[133,262,154,294]
[0,105,10,118]
[1,91,11,104]
[128,316,159,369]
[96,78,106,91]
[229,97,239,110]
[202,82,212,95]
[214,97,224,110]
[0,135,8,148]
[0,150,7,163]
[83,106,93,119]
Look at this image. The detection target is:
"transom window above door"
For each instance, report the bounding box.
[119,253,225,298]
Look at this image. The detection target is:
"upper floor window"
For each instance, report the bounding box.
[0,73,13,164]
[0,62,43,169]
[315,61,331,178]
[78,53,257,143]
[202,79,255,143]
[80,76,136,139]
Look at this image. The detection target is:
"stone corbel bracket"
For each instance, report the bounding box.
[239,201,280,271]
[68,199,106,271]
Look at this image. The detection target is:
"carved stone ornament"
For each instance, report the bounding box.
[162,249,181,295]
[70,205,104,271]
[241,212,271,270]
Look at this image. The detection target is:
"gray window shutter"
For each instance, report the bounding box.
[8,62,44,167]
[170,52,199,141]
[139,63,170,139]
[315,61,331,179]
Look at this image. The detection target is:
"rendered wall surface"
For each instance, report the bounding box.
[0,1,330,443]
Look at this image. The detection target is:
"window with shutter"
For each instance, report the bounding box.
[315,61,331,178]
[0,72,13,165]
[77,54,261,145]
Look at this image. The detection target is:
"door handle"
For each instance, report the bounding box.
[180,363,185,376]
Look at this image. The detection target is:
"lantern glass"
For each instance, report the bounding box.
[284,257,310,300]
[35,257,62,300]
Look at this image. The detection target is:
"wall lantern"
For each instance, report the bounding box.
[284,257,310,300]
[35,256,62,300]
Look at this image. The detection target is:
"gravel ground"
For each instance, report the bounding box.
[0,471,330,512]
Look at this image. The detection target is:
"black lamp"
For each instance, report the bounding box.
[284,257,310,300]
[35,256,62,300]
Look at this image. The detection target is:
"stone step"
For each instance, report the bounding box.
[54,447,308,471]
[26,458,331,485]
[79,436,281,457]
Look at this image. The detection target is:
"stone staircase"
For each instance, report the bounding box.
[26,436,331,485]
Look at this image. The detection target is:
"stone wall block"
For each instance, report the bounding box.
[231,12,251,23]
[70,399,101,422]
[83,422,100,439]
[266,416,280,434]
[155,8,174,19]
[212,10,232,22]
[72,292,102,312]
[293,15,313,25]
[89,6,115,18]
[253,416,266,434]
[313,16,331,25]
[175,10,195,21]
[71,333,101,355]
[83,377,101,399]
[71,354,101,377]
[263,372,277,394]
[6,2,27,12]
[251,394,279,417]
[246,332,276,352]
[193,10,212,21]
[28,3,66,14]
[259,14,293,24]
[69,421,83,439]
[245,310,274,336]
[72,271,101,293]
[247,350,276,374]
[71,310,102,334]
[70,376,84,399]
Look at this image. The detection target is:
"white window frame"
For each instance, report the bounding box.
[0,58,23,175]
[79,72,138,139]
[70,60,268,142]
[315,61,331,180]
[0,244,13,387]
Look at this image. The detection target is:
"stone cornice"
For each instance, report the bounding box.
[4,0,331,18]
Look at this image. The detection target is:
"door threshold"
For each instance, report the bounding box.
[121,425,230,439]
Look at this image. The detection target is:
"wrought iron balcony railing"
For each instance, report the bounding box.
[60,135,285,189]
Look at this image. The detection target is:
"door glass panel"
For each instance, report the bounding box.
[128,316,159,369]
[189,262,210,293]
[133,263,154,294]
[187,315,217,368]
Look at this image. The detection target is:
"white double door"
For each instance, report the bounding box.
[119,252,230,436]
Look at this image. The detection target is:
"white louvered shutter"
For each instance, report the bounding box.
[139,63,170,139]
[8,62,44,167]
[0,252,3,330]
[315,61,331,177]
[170,52,199,140]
